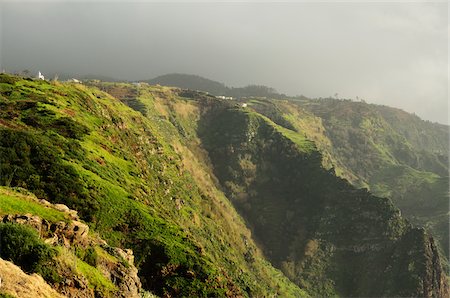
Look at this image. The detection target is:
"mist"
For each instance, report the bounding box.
[1,1,448,124]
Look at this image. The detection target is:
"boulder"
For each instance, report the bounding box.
[54,204,70,213]
[2,214,43,235]
[64,220,89,245]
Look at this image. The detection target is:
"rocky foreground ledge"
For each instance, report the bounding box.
[0,194,143,298]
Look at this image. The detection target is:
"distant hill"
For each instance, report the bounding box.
[146,73,285,98]
[147,73,228,94]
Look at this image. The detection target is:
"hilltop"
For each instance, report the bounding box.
[147,73,285,99]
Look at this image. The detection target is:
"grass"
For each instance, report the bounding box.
[274,123,316,154]
[76,258,118,293]
[57,247,117,296]
[95,246,119,264]
[0,187,67,222]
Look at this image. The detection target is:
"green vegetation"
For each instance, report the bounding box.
[0,187,67,222]
[198,101,447,297]
[246,96,449,258]
[75,246,99,267]
[0,129,95,220]
[0,223,57,279]
[147,73,286,98]
[0,74,306,297]
[76,258,117,293]
[286,97,449,256]
[0,73,447,297]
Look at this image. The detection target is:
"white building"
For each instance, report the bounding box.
[216,95,234,100]
[38,71,45,80]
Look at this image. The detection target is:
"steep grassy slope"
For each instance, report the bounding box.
[0,74,305,297]
[196,101,448,297]
[145,77,449,256]
[103,80,448,296]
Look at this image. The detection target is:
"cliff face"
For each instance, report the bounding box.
[0,258,64,298]
[197,102,448,297]
[284,98,449,256]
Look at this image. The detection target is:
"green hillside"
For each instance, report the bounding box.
[0,74,305,297]
[0,74,448,297]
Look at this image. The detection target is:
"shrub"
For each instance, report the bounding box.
[0,129,97,220]
[76,246,99,267]
[0,223,56,273]
[0,74,21,84]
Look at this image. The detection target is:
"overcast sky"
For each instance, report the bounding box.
[1,1,448,124]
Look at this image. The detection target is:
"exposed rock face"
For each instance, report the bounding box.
[100,246,142,298]
[38,201,79,220]
[1,214,89,247]
[54,264,93,298]
[0,258,64,298]
[412,230,449,298]
[2,213,44,232]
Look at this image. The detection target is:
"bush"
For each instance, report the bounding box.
[0,223,56,273]
[76,246,99,267]
[0,74,21,84]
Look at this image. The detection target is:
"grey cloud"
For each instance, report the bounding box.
[1,1,447,124]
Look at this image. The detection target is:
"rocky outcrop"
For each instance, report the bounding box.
[99,246,142,298]
[53,265,93,298]
[0,258,64,298]
[1,214,89,247]
[1,201,142,298]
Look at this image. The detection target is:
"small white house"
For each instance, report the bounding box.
[69,78,82,83]
[216,95,234,100]
[241,103,248,108]
[37,71,45,80]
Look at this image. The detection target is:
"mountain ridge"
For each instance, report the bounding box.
[146,73,286,99]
